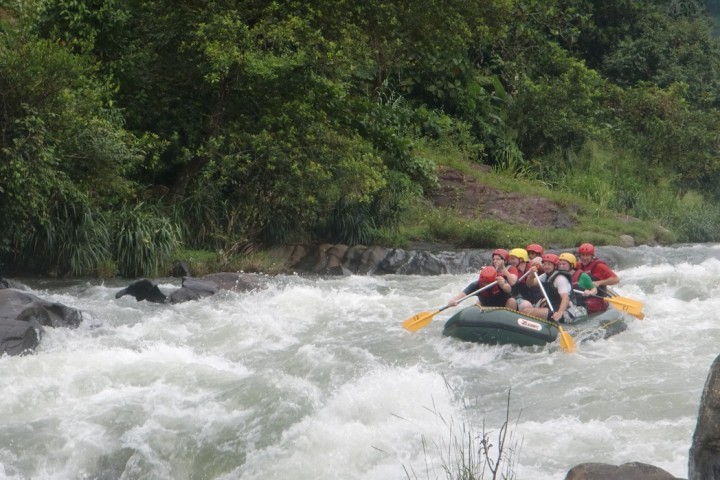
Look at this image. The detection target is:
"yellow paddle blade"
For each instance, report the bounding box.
[604,296,644,319]
[402,309,440,332]
[558,326,576,353]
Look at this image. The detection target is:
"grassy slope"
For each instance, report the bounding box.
[378,143,675,250]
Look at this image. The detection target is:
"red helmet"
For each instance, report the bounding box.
[541,253,559,266]
[578,243,595,255]
[492,249,509,262]
[479,266,497,285]
[526,244,544,256]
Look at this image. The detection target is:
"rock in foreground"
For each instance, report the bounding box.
[565,462,682,480]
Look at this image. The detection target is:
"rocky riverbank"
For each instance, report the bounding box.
[262,241,636,277]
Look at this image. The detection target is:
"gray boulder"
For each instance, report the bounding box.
[565,462,681,480]
[116,273,266,304]
[0,288,82,328]
[168,277,219,304]
[201,273,268,292]
[115,278,167,303]
[0,319,41,356]
[689,353,720,479]
[0,288,85,356]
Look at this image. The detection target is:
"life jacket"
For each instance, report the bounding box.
[570,269,587,307]
[479,283,511,307]
[510,263,526,297]
[576,259,610,313]
[518,271,543,304]
[541,270,574,311]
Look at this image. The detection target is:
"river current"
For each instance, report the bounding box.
[1,244,719,479]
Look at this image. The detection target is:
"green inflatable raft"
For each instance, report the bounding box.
[442,304,630,347]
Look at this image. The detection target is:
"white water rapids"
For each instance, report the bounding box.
[2,244,719,479]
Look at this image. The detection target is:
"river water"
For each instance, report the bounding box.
[1,244,718,479]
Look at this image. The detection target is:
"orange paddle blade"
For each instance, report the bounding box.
[604,296,644,319]
[402,310,440,332]
[558,325,576,353]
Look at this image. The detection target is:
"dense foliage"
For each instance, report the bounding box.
[2,0,720,276]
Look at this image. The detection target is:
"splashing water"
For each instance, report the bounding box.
[1,244,718,479]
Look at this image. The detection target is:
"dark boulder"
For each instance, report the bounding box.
[115,279,168,303]
[565,462,681,480]
[116,273,267,304]
[689,353,720,480]
[0,288,85,356]
[171,261,192,278]
[0,289,82,328]
[0,319,41,356]
[168,277,218,304]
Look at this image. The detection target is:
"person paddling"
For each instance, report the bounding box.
[559,252,596,296]
[506,248,528,309]
[491,249,518,287]
[575,243,619,313]
[520,253,579,323]
[449,266,513,308]
[514,245,544,308]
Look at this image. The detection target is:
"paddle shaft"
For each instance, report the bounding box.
[403,266,532,333]
[572,289,644,319]
[534,271,555,313]
[573,289,608,299]
[457,266,530,306]
[497,262,533,284]
[534,271,575,352]
[516,266,533,283]
[451,280,499,307]
[401,280,499,332]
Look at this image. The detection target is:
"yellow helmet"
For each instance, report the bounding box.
[509,248,528,262]
[559,252,577,268]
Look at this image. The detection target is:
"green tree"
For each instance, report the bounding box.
[601,5,720,107]
[611,83,720,196]
[0,24,140,274]
[508,49,610,161]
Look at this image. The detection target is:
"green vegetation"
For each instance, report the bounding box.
[2,1,720,277]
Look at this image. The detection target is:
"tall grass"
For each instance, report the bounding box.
[404,390,521,480]
[30,199,112,276]
[114,202,181,278]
